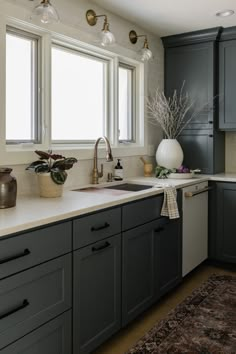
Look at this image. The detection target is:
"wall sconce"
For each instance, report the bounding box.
[129,30,153,61]
[30,0,60,24]
[86,9,116,47]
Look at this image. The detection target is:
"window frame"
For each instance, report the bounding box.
[0,16,147,165]
[6,25,42,144]
[118,62,136,143]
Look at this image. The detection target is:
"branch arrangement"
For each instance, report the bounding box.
[147,83,211,139]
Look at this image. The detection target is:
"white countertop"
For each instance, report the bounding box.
[0,173,236,238]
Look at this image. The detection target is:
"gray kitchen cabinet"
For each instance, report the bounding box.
[177,129,224,174]
[73,207,121,250]
[156,218,182,297]
[209,182,236,263]
[219,27,236,130]
[73,234,121,354]
[122,200,182,326]
[122,220,158,326]
[162,28,225,173]
[0,221,72,280]
[1,311,72,354]
[0,254,72,350]
[0,220,73,353]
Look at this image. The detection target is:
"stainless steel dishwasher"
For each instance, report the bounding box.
[182,181,210,276]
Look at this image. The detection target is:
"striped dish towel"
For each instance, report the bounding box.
[161,186,180,219]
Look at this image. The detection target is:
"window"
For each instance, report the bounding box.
[118,64,135,142]
[51,44,108,142]
[1,22,145,165]
[6,27,40,143]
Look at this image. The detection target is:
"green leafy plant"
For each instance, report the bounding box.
[26,150,78,185]
[155,165,175,179]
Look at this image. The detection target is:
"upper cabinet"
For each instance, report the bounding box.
[164,42,215,130]
[162,28,225,174]
[219,27,236,130]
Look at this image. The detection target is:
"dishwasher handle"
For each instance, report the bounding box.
[184,186,212,198]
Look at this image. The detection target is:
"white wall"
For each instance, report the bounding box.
[0,0,164,194]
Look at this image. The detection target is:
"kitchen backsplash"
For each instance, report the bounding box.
[225,132,236,172]
[7,156,155,196]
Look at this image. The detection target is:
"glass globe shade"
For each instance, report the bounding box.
[140,47,153,61]
[30,1,60,24]
[99,30,116,47]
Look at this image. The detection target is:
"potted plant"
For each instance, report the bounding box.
[26,150,78,197]
[147,83,211,169]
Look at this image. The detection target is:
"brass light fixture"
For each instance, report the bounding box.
[30,0,60,24]
[129,30,152,61]
[86,9,116,47]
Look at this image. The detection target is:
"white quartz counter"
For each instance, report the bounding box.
[0,173,235,238]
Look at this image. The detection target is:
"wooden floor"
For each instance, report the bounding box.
[94,263,236,354]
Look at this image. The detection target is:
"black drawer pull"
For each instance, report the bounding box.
[91,222,110,232]
[155,227,164,233]
[0,248,30,265]
[0,299,29,320]
[209,134,213,138]
[92,241,110,252]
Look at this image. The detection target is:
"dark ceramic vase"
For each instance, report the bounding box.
[0,168,17,208]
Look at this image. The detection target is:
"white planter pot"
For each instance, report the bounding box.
[156,139,184,169]
[37,173,63,198]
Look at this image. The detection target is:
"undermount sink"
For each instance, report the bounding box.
[104,183,153,192]
[73,183,154,193]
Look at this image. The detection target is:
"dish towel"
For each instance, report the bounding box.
[161,186,180,219]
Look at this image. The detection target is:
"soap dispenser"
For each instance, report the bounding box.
[114,159,123,180]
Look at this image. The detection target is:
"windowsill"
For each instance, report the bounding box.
[1,144,148,165]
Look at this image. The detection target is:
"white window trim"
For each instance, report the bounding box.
[0,16,147,165]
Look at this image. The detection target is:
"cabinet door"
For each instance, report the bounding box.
[155,218,182,297]
[165,43,214,130]
[0,255,72,350]
[2,311,71,354]
[216,183,236,263]
[122,220,159,326]
[219,40,236,130]
[178,130,214,173]
[73,234,121,354]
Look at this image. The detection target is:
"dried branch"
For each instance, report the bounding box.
[147,83,212,139]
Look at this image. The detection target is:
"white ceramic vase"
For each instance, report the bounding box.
[156,139,184,169]
[37,173,63,198]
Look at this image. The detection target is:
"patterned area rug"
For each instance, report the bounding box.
[127,275,236,354]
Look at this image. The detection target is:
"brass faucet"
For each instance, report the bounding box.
[92,136,113,184]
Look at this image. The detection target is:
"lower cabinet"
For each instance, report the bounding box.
[122,217,182,326]
[2,311,72,354]
[156,218,182,297]
[122,220,158,326]
[0,254,72,350]
[73,234,121,354]
[210,182,236,263]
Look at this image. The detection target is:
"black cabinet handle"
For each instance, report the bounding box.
[91,222,110,232]
[0,299,29,320]
[92,241,110,252]
[154,227,164,233]
[0,249,30,265]
[208,121,213,124]
[209,134,213,138]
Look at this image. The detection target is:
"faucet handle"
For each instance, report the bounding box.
[98,163,103,178]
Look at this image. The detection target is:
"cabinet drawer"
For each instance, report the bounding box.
[122,195,163,230]
[2,311,72,354]
[0,221,72,280]
[0,254,72,349]
[73,207,121,249]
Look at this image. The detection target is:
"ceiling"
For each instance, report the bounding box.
[92,0,236,36]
